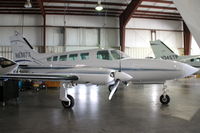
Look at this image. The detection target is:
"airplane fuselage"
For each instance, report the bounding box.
[18,49,197,84]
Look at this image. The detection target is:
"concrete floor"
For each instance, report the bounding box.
[1,78,200,133]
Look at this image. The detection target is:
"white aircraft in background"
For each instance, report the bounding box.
[150,40,200,70]
[10,32,198,106]
[0,56,131,108]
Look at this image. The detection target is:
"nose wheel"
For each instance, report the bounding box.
[160,85,170,105]
[160,94,170,104]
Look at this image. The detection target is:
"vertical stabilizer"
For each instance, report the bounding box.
[10,32,43,65]
[150,40,179,60]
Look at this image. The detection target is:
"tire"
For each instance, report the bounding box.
[61,94,74,109]
[160,94,170,104]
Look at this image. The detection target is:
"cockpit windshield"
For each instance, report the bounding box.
[110,50,129,60]
[0,57,15,68]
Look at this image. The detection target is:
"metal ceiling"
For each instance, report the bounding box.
[0,0,182,21]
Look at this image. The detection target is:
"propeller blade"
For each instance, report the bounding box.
[108,79,120,100]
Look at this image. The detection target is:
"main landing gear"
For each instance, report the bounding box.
[160,84,170,105]
[60,82,75,109]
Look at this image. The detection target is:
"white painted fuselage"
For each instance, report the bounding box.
[18,49,198,84]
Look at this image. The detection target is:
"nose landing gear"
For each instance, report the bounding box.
[160,85,170,104]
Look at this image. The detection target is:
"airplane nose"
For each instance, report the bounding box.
[176,62,199,78]
[114,71,133,82]
[181,63,199,77]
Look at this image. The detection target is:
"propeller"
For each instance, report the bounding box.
[108,48,133,100]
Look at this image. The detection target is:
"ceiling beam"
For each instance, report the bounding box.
[139,5,177,10]
[46,12,119,17]
[0,9,40,11]
[120,0,142,26]
[135,10,180,16]
[44,6,124,12]
[132,16,182,21]
[133,13,182,18]
[0,12,41,14]
[44,0,127,6]
[120,0,142,52]
[142,0,174,4]
[45,9,121,15]
[0,5,39,8]
[37,0,45,17]
[0,0,25,1]
[0,1,38,4]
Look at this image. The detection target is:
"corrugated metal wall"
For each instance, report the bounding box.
[125,47,154,59]
[0,15,190,60]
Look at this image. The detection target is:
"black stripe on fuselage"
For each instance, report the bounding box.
[19,66,180,72]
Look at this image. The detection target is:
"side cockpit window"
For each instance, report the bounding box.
[97,50,112,60]
[111,50,121,59]
[80,53,89,60]
[111,50,129,60]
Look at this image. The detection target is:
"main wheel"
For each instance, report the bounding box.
[160,94,170,104]
[61,94,74,109]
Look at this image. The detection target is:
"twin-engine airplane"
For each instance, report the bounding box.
[0,56,131,108]
[9,32,198,108]
[150,40,200,71]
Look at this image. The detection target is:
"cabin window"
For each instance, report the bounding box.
[97,50,112,60]
[59,55,67,61]
[80,53,89,60]
[53,56,58,61]
[69,54,78,61]
[47,57,52,62]
[191,58,200,62]
[195,58,200,62]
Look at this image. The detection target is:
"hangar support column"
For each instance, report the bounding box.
[43,15,46,53]
[37,0,46,53]
[183,21,191,55]
[119,0,142,52]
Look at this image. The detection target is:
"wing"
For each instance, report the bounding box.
[1,73,78,81]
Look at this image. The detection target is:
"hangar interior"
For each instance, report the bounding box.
[1,0,200,133]
[0,0,199,59]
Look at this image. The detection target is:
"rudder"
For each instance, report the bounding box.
[10,32,43,65]
[150,40,179,60]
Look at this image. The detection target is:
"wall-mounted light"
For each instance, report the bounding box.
[24,0,32,8]
[95,1,103,11]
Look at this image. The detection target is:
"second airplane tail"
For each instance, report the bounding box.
[10,31,44,65]
[150,40,179,60]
